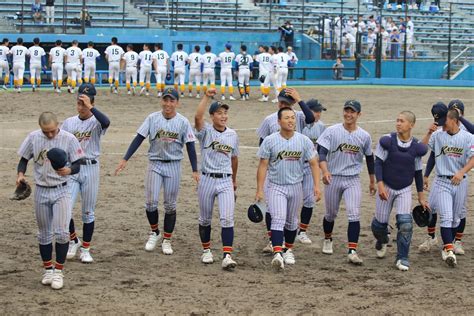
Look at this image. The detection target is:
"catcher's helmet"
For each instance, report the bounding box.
[412,205,432,227]
[47,148,68,170]
[248,201,266,223]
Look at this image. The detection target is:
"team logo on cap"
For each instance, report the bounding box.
[83,87,90,94]
[165,88,174,94]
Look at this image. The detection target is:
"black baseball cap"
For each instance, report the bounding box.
[431,102,448,126]
[162,87,179,100]
[277,89,296,105]
[344,100,361,112]
[448,99,464,115]
[46,148,68,171]
[209,101,229,114]
[77,83,96,99]
[307,99,326,112]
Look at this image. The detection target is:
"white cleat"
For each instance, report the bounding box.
[145,232,161,252]
[180,93,184,98]
[161,239,173,255]
[32,86,36,92]
[282,249,296,265]
[17,87,21,93]
[145,92,150,96]
[271,98,278,103]
[442,249,457,267]
[80,247,94,263]
[322,239,333,254]
[51,270,64,290]
[263,96,269,102]
[139,87,146,95]
[157,92,162,97]
[222,254,237,270]
[1,85,7,90]
[376,243,388,258]
[189,93,193,98]
[66,239,81,259]
[258,96,266,102]
[453,240,465,255]
[201,249,214,264]
[127,90,131,95]
[418,236,438,253]
[196,94,200,99]
[113,88,118,94]
[262,241,273,253]
[229,96,236,101]
[395,260,409,271]
[41,269,54,285]
[348,250,363,265]
[296,232,312,244]
[271,252,284,271]
[221,95,226,101]
[56,88,61,94]
[67,86,72,93]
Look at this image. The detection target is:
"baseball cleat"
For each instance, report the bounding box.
[442,250,457,267]
[161,239,173,255]
[271,98,278,103]
[296,232,312,244]
[127,90,131,95]
[188,93,193,98]
[348,250,363,265]
[229,96,236,101]
[196,94,200,99]
[240,96,246,101]
[271,253,284,271]
[201,249,214,264]
[258,96,266,102]
[453,240,465,255]
[67,86,72,93]
[222,254,237,271]
[262,241,273,254]
[418,236,438,253]
[32,86,36,92]
[1,85,7,90]
[67,239,81,259]
[221,95,226,101]
[375,241,387,258]
[145,232,161,252]
[80,248,94,263]
[322,239,333,255]
[157,92,162,97]
[113,88,118,94]
[180,93,184,98]
[395,259,409,271]
[145,92,150,96]
[17,87,21,93]
[51,270,64,290]
[282,249,296,265]
[41,269,54,285]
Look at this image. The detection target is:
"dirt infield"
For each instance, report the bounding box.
[0,86,473,314]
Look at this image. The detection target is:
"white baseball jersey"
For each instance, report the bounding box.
[171,51,188,69]
[202,52,217,69]
[61,115,107,160]
[105,44,124,62]
[82,48,100,66]
[49,47,66,63]
[275,52,290,68]
[374,134,423,170]
[219,51,235,69]
[0,46,9,62]
[428,129,474,176]
[66,46,82,64]
[152,50,169,67]
[139,50,153,67]
[257,110,307,139]
[235,53,253,69]
[316,123,373,176]
[137,112,196,161]
[28,46,46,65]
[256,52,273,73]
[287,51,298,64]
[188,52,203,70]
[196,123,239,174]
[123,51,139,68]
[18,129,84,186]
[11,45,28,63]
[258,132,316,185]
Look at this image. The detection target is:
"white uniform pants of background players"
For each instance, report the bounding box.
[155,67,167,89]
[220,68,233,90]
[29,63,42,84]
[139,65,152,86]
[267,182,303,231]
[35,184,72,245]
[188,68,201,89]
[198,174,234,228]
[0,61,9,83]
[145,160,181,216]
[202,68,215,88]
[375,184,411,224]
[51,63,63,83]
[65,62,79,83]
[108,61,120,83]
[69,162,100,224]
[174,67,185,86]
[429,177,468,228]
[126,67,137,86]
[12,62,25,82]
[324,175,361,223]
[84,63,96,83]
[275,67,288,90]
[238,68,250,88]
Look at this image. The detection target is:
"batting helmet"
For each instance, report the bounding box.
[47,148,68,170]
[412,205,432,227]
[248,201,266,223]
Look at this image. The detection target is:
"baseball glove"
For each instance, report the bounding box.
[11,180,31,200]
[259,75,266,83]
[412,205,432,227]
[248,201,266,223]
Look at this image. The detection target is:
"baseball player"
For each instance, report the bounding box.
[82,41,100,84]
[316,100,376,265]
[201,45,217,95]
[424,109,473,267]
[256,107,321,270]
[254,45,265,97]
[218,44,236,101]
[449,99,474,134]
[138,44,153,96]
[234,45,253,101]
[152,43,170,97]
[194,88,239,270]
[0,38,9,90]
[62,84,110,263]
[65,40,82,94]
[170,43,188,98]
[122,44,139,96]
[49,40,66,93]
[115,88,198,255]
[10,37,28,93]
[28,37,46,92]
[16,111,83,290]
[273,46,290,97]
[296,100,326,244]
[187,45,203,98]
[105,37,125,94]
[371,111,428,271]
[255,46,273,102]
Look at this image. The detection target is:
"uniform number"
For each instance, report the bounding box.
[70,50,75,56]
[130,54,135,60]
[194,56,200,63]
[158,53,165,60]
[224,56,232,63]
[87,51,94,57]
[113,48,119,55]
[145,54,151,61]
[178,55,184,61]
[207,56,212,63]
[34,50,39,56]
[16,50,23,56]
[263,56,270,62]
[281,56,285,62]
[55,50,60,57]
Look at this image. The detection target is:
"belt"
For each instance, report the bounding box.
[37,181,67,189]
[438,175,466,180]
[202,172,232,178]
[80,159,97,165]
[158,160,172,163]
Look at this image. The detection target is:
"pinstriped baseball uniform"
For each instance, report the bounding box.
[374,134,424,223]
[196,123,239,227]
[137,111,196,213]
[18,129,83,245]
[316,123,372,222]
[302,120,326,208]
[257,110,308,139]
[61,114,107,223]
[258,132,316,231]
[428,129,473,228]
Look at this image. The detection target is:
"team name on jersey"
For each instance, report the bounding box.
[34,149,48,165]
[436,145,464,158]
[153,129,179,141]
[73,131,92,142]
[205,141,233,154]
[275,150,303,161]
[332,143,361,154]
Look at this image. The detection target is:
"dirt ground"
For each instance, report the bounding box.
[0,86,473,315]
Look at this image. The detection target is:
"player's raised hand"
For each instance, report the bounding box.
[205,88,217,98]
[377,182,389,200]
[78,94,93,110]
[284,87,301,103]
[322,171,332,185]
[115,159,128,175]
[427,122,438,135]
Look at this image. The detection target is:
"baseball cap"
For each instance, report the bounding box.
[307,99,326,112]
[448,99,464,114]
[277,89,296,105]
[209,101,229,114]
[344,100,361,112]
[162,87,179,100]
[46,148,68,171]
[225,43,232,50]
[77,83,96,99]
[431,102,448,126]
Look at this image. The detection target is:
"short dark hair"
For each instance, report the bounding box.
[127,44,134,50]
[33,37,40,45]
[447,109,460,121]
[155,43,163,49]
[143,43,149,48]
[88,41,94,47]
[278,46,284,52]
[194,45,200,52]
[177,43,183,50]
[263,46,269,52]
[241,45,247,51]
[55,40,62,46]
[17,37,23,45]
[277,107,294,120]
[111,37,118,44]
[270,46,277,53]
[2,38,8,44]
[72,40,78,45]
[205,45,211,52]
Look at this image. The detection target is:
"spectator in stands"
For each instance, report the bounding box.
[345,16,356,33]
[366,28,376,57]
[286,46,298,66]
[45,0,54,24]
[279,21,294,48]
[332,57,344,80]
[390,27,400,59]
[31,0,44,24]
[380,26,389,59]
[367,15,377,31]
[406,16,414,34]
[357,16,366,33]
[81,8,92,27]
[342,32,356,58]
[398,17,405,31]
